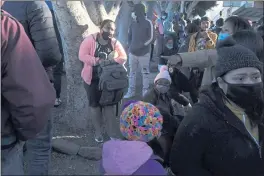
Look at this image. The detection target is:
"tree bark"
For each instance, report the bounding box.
[146,1,156,20]
[52,1,97,129]
[116,1,133,47]
[84,1,121,25]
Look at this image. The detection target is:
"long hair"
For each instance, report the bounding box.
[225,16,252,33]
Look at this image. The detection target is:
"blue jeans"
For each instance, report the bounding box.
[24,116,53,175]
[1,141,25,175]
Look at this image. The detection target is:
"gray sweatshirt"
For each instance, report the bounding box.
[128,4,154,56]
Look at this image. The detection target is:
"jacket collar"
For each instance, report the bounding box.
[199,85,264,151]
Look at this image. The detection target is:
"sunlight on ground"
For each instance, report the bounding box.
[52,135,85,139]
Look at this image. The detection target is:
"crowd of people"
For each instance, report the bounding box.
[1,1,264,176]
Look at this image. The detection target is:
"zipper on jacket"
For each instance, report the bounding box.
[242,114,262,158]
[225,117,262,159]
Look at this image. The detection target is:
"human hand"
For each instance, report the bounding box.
[201,31,210,40]
[184,103,192,113]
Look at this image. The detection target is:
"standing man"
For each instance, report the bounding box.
[3,1,61,175]
[187,16,217,95]
[188,16,217,52]
[1,9,55,175]
[124,3,154,98]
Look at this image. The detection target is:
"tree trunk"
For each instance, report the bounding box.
[146,1,156,20]
[52,1,94,129]
[52,1,121,130]
[84,1,121,25]
[116,1,133,47]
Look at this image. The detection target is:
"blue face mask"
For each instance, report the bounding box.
[166,44,173,49]
[218,32,230,41]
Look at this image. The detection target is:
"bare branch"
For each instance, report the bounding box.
[95,1,108,21]
[108,0,122,21]
[83,1,102,25]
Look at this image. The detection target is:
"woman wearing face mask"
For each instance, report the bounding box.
[162,16,252,87]
[170,38,264,176]
[218,16,252,41]
[143,66,186,168]
[79,19,127,143]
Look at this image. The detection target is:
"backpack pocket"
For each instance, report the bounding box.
[99,79,128,106]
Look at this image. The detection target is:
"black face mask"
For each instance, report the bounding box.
[102,31,111,40]
[225,82,264,123]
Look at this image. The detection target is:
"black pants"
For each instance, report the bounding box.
[53,59,64,98]
[51,9,64,99]
[150,43,155,61]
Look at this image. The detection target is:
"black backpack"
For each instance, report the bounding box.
[98,61,128,106]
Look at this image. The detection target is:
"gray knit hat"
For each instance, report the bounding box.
[215,38,263,78]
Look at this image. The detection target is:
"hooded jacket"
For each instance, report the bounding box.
[79,33,127,85]
[100,140,166,175]
[1,11,55,144]
[170,85,264,176]
[128,3,154,56]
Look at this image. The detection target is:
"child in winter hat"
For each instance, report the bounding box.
[144,66,184,167]
[154,65,172,86]
[120,101,163,142]
[100,101,166,175]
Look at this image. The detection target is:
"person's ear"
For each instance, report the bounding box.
[217,77,228,94]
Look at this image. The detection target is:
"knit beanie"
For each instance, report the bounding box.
[120,101,163,142]
[154,65,172,84]
[215,38,263,78]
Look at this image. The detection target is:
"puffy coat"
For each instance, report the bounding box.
[1,10,55,144]
[170,84,264,176]
[3,1,61,68]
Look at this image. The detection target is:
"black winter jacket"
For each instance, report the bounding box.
[170,85,264,176]
[143,88,180,136]
[3,1,61,68]
[169,67,198,104]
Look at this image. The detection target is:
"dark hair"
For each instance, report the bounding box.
[225,16,252,33]
[192,18,201,26]
[100,19,114,29]
[232,30,264,63]
[161,11,168,17]
[200,16,210,23]
[186,23,199,34]
[216,18,224,27]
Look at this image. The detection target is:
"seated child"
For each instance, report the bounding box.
[100,101,167,175]
[143,66,185,167]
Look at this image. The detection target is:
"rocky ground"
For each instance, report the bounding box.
[50,61,159,175]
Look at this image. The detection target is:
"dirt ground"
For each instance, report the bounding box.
[50,62,158,175]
